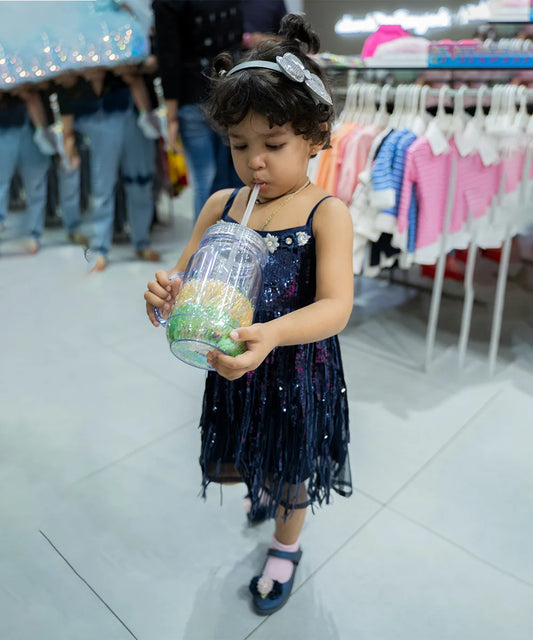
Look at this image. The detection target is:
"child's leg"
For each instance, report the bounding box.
[19,90,46,128]
[18,121,51,245]
[125,74,150,114]
[274,502,306,546]
[255,483,307,597]
[118,69,160,140]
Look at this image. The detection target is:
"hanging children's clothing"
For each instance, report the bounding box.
[324,83,533,276]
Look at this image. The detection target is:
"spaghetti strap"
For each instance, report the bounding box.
[305,195,334,228]
[221,188,240,220]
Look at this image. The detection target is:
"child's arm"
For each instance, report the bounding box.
[208,197,354,379]
[144,188,237,326]
[117,66,151,113]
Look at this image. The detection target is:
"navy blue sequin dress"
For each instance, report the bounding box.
[199,189,352,518]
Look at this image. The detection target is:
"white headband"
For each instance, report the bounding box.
[226,52,333,106]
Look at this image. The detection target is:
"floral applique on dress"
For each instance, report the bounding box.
[265,230,311,253]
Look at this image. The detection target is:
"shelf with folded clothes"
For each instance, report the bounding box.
[428,38,533,68]
[319,58,533,73]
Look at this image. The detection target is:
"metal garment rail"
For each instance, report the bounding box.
[341,82,533,374]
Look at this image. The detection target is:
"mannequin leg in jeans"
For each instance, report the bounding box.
[211,134,242,194]
[0,126,21,232]
[58,163,82,236]
[120,107,159,260]
[17,122,50,250]
[57,133,88,244]
[178,103,217,221]
[79,110,126,269]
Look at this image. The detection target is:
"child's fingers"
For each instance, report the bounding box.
[144,288,171,309]
[145,302,160,327]
[154,269,172,288]
[207,349,258,380]
[169,275,183,297]
[146,277,172,300]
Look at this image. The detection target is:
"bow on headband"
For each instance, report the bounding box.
[226,52,333,106]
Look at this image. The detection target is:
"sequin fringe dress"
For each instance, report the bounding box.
[199,189,352,519]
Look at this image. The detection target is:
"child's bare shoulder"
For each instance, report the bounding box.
[312,191,352,226]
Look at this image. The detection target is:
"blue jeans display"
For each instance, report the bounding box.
[178,103,241,221]
[59,107,155,256]
[0,121,50,239]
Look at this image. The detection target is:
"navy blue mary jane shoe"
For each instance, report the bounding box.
[249,547,303,615]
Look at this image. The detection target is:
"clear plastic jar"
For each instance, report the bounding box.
[162,221,268,370]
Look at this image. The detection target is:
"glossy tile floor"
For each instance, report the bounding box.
[1,193,533,640]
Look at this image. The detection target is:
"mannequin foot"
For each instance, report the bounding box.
[137,111,161,139]
[89,254,107,273]
[135,247,161,262]
[33,126,57,155]
[26,238,40,254]
[68,231,89,246]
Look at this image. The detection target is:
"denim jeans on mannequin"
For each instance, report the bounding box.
[178,103,218,221]
[58,160,83,235]
[178,103,242,221]
[60,107,154,256]
[0,121,50,239]
[120,107,155,252]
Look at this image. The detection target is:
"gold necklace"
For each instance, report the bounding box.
[258,180,311,231]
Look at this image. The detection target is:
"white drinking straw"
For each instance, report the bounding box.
[240,183,261,227]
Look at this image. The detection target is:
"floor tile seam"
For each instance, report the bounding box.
[100,344,206,398]
[38,530,140,639]
[383,387,505,507]
[293,505,388,594]
[385,505,533,590]
[339,338,428,376]
[66,418,198,488]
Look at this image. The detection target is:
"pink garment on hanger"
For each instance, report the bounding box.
[460,152,501,221]
[336,125,382,204]
[396,137,454,259]
[397,133,505,262]
[502,149,526,193]
[361,25,410,59]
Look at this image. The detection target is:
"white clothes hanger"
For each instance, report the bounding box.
[352,83,367,124]
[513,85,529,132]
[402,84,420,130]
[340,83,358,124]
[434,84,452,134]
[389,84,406,129]
[374,84,392,127]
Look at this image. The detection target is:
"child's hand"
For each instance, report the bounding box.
[144,270,182,327]
[206,323,276,380]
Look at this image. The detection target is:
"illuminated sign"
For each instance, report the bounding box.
[335,3,491,36]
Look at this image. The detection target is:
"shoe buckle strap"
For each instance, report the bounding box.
[266,548,302,564]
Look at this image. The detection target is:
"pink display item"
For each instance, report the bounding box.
[361,25,411,59]
[373,36,430,57]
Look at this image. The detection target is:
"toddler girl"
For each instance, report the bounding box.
[144,13,354,615]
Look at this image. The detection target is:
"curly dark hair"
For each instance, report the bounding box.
[205,14,334,147]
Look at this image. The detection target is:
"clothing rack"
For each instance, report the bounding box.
[339,81,533,375]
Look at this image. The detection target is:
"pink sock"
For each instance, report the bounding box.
[257,535,300,596]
